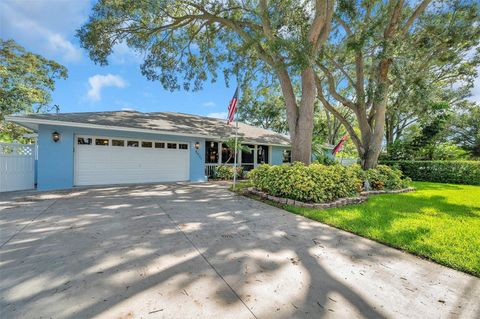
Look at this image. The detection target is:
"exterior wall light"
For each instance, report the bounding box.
[52,131,61,142]
[195,141,200,150]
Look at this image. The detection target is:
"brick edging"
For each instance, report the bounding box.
[246,186,415,210]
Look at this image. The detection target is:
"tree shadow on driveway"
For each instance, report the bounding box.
[0,183,478,318]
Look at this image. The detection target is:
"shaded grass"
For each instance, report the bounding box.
[234,181,480,276]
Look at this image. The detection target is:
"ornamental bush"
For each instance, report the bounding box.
[381,160,480,185]
[213,165,243,180]
[364,165,411,190]
[248,162,363,203]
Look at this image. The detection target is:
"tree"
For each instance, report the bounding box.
[450,103,480,158]
[314,0,478,169]
[0,39,68,119]
[384,5,480,148]
[223,137,252,163]
[77,0,334,164]
[237,85,288,134]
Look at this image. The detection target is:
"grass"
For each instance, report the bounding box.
[233,181,480,276]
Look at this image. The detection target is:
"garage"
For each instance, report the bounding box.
[74,135,190,186]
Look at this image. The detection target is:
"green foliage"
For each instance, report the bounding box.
[248,162,362,203]
[287,182,480,276]
[365,165,411,190]
[237,85,288,134]
[450,103,480,158]
[385,140,470,161]
[382,161,480,185]
[312,147,337,165]
[77,0,316,92]
[0,39,67,118]
[213,165,243,180]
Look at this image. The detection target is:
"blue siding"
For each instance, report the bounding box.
[271,146,288,165]
[37,125,74,190]
[37,125,206,190]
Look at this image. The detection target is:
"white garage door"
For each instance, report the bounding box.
[74,136,190,186]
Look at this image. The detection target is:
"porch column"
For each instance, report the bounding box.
[217,141,222,165]
[253,145,258,167]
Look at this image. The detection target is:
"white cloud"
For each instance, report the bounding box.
[0,0,88,63]
[202,101,216,107]
[87,74,127,101]
[110,41,143,64]
[47,34,82,62]
[206,112,228,119]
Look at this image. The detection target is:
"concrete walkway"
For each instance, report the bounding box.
[0,183,478,319]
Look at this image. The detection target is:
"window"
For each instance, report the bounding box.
[282,150,292,163]
[179,143,188,150]
[155,142,165,149]
[112,139,125,147]
[205,141,219,163]
[95,138,109,146]
[167,143,177,149]
[77,137,92,145]
[142,141,153,148]
[257,145,269,164]
[127,140,139,147]
[221,143,234,163]
[241,144,255,164]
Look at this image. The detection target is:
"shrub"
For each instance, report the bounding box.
[381,160,480,185]
[213,165,243,180]
[248,162,362,203]
[364,165,411,190]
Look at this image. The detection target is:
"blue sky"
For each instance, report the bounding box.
[0,0,235,119]
[1,0,479,118]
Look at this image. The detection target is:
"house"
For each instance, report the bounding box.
[5,111,291,190]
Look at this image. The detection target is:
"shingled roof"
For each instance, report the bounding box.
[7,111,291,146]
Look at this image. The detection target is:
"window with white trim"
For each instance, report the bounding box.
[112,139,124,146]
[127,140,139,147]
[95,138,109,146]
[77,137,92,145]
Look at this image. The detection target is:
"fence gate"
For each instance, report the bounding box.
[0,143,35,192]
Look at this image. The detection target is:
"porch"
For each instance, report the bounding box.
[204,141,290,177]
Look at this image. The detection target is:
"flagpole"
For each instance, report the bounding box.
[233,108,239,190]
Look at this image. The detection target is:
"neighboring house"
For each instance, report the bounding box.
[6,111,291,190]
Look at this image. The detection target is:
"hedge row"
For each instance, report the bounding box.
[248,163,411,203]
[381,160,480,185]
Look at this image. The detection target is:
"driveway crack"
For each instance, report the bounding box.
[0,198,59,249]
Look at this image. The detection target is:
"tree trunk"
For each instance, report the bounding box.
[277,67,316,164]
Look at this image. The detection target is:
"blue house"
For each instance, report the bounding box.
[6,111,291,190]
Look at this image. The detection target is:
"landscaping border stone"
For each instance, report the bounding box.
[245,186,415,210]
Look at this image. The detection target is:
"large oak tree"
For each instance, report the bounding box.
[315,0,479,169]
[78,0,335,164]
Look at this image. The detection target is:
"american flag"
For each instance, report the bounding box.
[332,133,349,155]
[227,87,239,125]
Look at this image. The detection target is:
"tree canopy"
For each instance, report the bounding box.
[78,0,479,168]
[0,39,68,119]
[78,0,334,164]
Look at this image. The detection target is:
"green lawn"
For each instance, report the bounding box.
[236,181,480,276]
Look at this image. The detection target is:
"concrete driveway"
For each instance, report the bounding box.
[0,183,479,319]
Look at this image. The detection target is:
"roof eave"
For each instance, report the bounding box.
[5,116,290,147]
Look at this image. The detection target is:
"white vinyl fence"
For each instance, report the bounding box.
[0,143,35,192]
[336,158,358,166]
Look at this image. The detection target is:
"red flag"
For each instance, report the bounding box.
[332,133,349,155]
[227,87,239,125]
